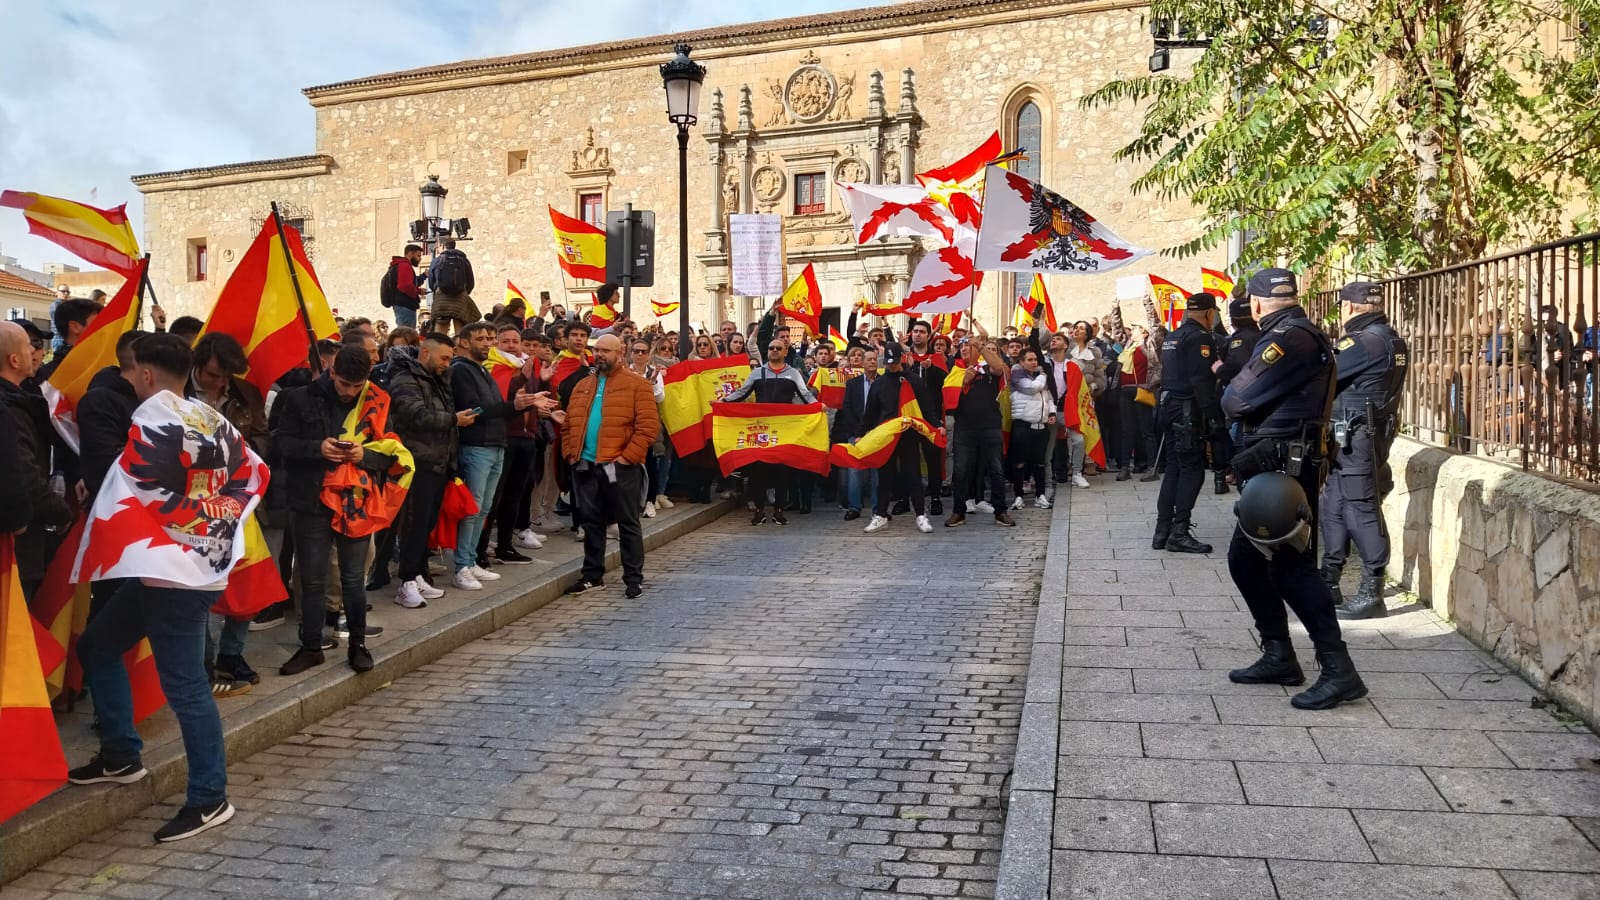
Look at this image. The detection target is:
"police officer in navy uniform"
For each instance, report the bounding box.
[1221,268,1368,710]
[1321,281,1409,619]
[1213,289,1261,491]
[1152,292,1223,554]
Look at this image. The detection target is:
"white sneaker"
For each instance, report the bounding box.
[915,515,933,533]
[1011,496,1025,511]
[1072,474,1091,489]
[864,514,890,533]
[655,494,675,509]
[451,569,483,591]
[643,501,657,519]
[965,500,977,513]
[1036,495,1052,509]
[394,580,428,608]
[414,577,444,600]
[468,564,501,581]
[975,500,996,514]
[514,528,544,549]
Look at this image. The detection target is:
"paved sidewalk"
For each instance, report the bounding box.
[9,501,1049,899]
[1000,474,1600,899]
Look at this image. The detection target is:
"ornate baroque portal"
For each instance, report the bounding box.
[699,51,923,325]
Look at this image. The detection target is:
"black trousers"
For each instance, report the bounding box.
[875,437,927,517]
[293,511,369,651]
[1228,464,1346,653]
[398,468,449,584]
[1119,391,1155,469]
[1097,388,1122,467]
[952,425,1006,509]
[494,437,539,553]
[1009,423,1049,497]
[744,462,793,510]
[573,462,645,586]
[1321,470,1389,576]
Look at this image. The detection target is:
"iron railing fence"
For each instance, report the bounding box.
[1310,232,1600,484]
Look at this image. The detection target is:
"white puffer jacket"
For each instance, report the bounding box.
[1009,365,1050,425]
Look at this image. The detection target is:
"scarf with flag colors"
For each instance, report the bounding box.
[777,264,822,336]
[659,357,757,456]
[1150,274,1189,330]
[1200,267,1234,299]
[808,365,847,409]
[0,190,141,277]
[651,298,680,317]
[829,378,947,470]
[505,279,527,307]
[198,214,339,396]
[549,205,606,282]
[826,326,848,352]
[40,257,147,452]
[484,346,522,396]
[73,391,268,588]
[710,402,831,476]
[319,383,413,539]
[588,299,619,329]
[0,534,68,825]
[1061,359,1107,468]
[974,166,1149,275]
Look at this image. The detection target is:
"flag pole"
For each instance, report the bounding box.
[133,253,152,329]
[270,202,323,374]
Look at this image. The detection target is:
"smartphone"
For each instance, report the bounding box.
[333,440,355,450]
[469,407,484,416]
[539,291,550,301]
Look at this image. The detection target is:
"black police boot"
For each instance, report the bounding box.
[1116,465,1132,482]
[1139,468,1162,482]
[1290,649,1369,709]
[1165,525,1213,554]
[1151,521,1171,550]
[1337,575,1389,620]
[1228,637,1305,686]
[1320,564,1344,608]
[1214,471,1230,494]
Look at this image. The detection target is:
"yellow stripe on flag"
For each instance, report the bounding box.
[0,533,68,822]
[710,402,831,476]
[550,206,606,282]
[659,358,754,456]
[0,190,140,275]
[41,258,146,450]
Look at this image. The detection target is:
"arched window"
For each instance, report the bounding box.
[1015,101,1042,182]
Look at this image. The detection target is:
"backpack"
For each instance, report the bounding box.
[433,251,470,296]
[378,266,395,308]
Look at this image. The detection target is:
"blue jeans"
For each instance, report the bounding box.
[846,464,878,512]
[392,306,417,328]
[78,580,227,808]
[203,614,249,666]
[456,445,505,570]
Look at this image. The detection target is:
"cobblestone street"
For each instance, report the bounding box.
[14,505,1048,899]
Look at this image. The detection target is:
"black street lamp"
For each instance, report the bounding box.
[411,174,472,252]
[661,43,706,360]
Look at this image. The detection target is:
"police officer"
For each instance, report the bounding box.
[1152,292,1223,554]
[1221,268,1368,710]
[1213,288,1261,492]
[1321,281,1409,619]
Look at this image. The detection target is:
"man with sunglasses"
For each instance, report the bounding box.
[723,335,817,525]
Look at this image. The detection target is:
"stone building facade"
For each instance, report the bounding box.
[133,0,1224,330]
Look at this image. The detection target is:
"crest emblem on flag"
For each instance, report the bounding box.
[976,167,1150,275]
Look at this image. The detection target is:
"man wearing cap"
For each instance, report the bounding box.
[1214,285,1262,493]
[1221,268,1367,710]
[861,331,934,534]
[1321,281,1409,620]
[1152,292,1223,554]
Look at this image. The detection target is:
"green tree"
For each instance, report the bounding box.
[1084,0,1600,279]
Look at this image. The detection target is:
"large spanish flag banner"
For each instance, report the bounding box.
[659,357,754,456]
[1150,274,1189,331]
[1061,359,1107,468]
[830,379,947,470]
[809,365,847,409]
[0,535,67,824]
[200,215,339,395]
[0,190,141,276]
[550,206,606,282]
[41,256,147,451]
[710,402,831,476]
[777,264,822,336]
[1200,267,1234,300]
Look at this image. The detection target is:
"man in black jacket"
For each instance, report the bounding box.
[903,321,947,516]
[77,331,148,502]
[388,332,476,609]
[861,337,933,535]
[832,348,878,520]
[272,347,398,676]
[380,244,426,328]
[0,321,73,597]
[428,240,478,336]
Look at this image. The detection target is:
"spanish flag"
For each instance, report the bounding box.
[0,534,67,824]
[931,312,962,335]
[778,264,822,336]
[211,519,287,620]
[829,379,946,469]
[1028,274,1058,332]
[809,365,848,409]
[710,402,831,476]
[0,190,141,276]
[550,205,606,282]
[506,279,528,308]
[200,214,339,395]
[41,257,147,452]
[659,357,757,456]
[589,300,619,330]
[826,326,848,353]
[485,346,522,396]
[1200,267,1234,300]
[651,299,680,317]
[1061,359,1107,468]
[916,131,1002,187]
[1150,274,1189,331]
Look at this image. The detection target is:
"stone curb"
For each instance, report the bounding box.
[0,500,735,885]
[994,490,1071,900]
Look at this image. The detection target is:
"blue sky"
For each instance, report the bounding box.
[0,0,878,270]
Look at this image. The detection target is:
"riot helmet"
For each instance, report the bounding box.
[1235,472,1313,558]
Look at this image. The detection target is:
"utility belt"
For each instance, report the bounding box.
[1160,392,1213,453]
[1233,422,1330,482]
[1332,399,1395,448]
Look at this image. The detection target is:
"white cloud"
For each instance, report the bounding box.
[0,0,877,268]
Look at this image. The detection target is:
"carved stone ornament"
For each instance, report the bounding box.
[567,126,612,174]
[785,64,837,123]
[834,157,868,185]
[752,165,785,203]
[882,154,902,185]
[763,79,790,127]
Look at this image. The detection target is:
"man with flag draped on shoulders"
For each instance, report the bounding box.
[67,333,268,843]
[860,330,938,536]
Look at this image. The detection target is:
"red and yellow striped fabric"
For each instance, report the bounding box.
[0,534,68,823]
[0,190,140,276]
[809,366,847,410]
[710,402,831,476]
[41,257,146,452]
[659,357,757,456]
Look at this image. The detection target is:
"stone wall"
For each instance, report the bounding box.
[1384,437,1600,729]
[137,1,1226,328]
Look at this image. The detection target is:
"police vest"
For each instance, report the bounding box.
[1242,316,1337,441]
[1334,320,1409,424]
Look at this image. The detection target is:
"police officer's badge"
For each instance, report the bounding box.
[1261,343,1284,364]
[1200,345,1210,358]
[1336,337,1355,351]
